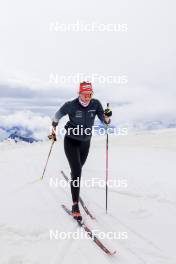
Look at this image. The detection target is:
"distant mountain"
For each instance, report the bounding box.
[0,126,40,143]
[93,122,117,135]
[8,131,38,143]
[1,119,176,143]
[133,120,176,131]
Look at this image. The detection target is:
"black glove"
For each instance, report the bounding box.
[104,108,112,117]
[48,134,57,141]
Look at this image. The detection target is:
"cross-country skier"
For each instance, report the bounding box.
[49,81,112,221]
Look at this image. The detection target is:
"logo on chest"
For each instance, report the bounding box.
[75,110,83,118]
[88,109,96,118]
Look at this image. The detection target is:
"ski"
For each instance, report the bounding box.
[61,170,95,219]
[61,204,116,256]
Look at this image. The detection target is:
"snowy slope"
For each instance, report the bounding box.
[0,129,176,264]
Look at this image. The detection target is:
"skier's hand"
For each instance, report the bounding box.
[104,108,112,117]
[104,108,112,125]
[104,115,111,125]
[48,127,57,141]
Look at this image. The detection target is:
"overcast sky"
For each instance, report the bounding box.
[0,0,176,131]
[0,0,175,85]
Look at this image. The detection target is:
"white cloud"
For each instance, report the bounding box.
[0,0,175,88]
[0,82,176,132]
[0,111,51,140]
[0,128,9,141]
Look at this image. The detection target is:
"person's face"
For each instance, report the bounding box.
[79,92,93,103]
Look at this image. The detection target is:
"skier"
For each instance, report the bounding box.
[49,81,112,221]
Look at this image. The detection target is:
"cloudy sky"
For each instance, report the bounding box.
[0,0,176,133]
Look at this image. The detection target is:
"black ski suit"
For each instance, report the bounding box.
[52,98,107,203]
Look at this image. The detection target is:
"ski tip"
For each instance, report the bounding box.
[108,250,117,256]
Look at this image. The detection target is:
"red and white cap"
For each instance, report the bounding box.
[79,81,93,93]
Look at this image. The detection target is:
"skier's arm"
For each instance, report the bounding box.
[52,102,70,127]
[49,102,70,141]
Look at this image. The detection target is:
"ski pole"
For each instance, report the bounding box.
[106,103,109,214]
[40,139,55,180]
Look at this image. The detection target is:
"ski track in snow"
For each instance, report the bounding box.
[40,179,119,264]
[44,171,174,264]
[89,184,176,207]
[81,188,174,264]
[0,129,176,263]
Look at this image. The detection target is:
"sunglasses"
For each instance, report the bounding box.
[80,92,93,98]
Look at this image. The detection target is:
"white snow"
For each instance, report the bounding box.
[0,129,176,264]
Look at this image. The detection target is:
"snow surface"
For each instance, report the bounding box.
[0,129,176,264]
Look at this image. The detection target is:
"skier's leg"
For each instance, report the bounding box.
[80,140,91,167]
[75,140,91,198]
[64,136,82,203]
